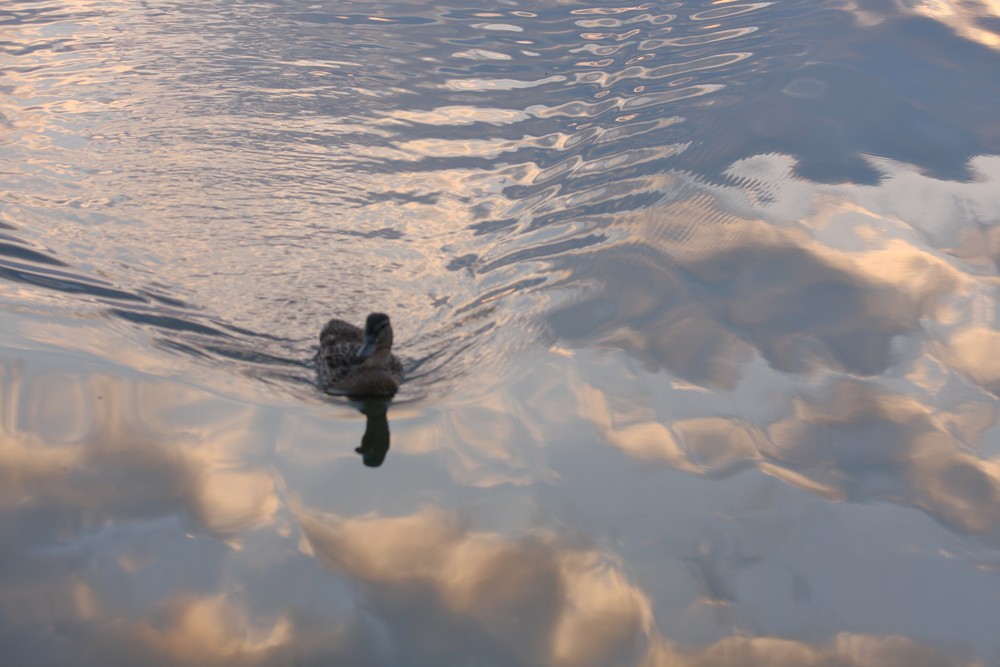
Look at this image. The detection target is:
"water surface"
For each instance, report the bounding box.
[2,0,1000,665]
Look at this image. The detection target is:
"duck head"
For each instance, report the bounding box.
[356,312,394,363]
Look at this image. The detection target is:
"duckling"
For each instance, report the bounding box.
[316,312,403,397]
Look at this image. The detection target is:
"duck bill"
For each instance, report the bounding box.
[357,337,376,361]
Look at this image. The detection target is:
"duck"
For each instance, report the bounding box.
[316,312,403,397]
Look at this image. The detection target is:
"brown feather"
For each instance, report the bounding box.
[316,315,403,397]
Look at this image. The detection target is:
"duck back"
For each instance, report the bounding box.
[316,316,403,397]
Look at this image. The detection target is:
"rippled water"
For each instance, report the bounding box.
[3,0,1000,664]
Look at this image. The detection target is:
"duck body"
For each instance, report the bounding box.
[316,313,403,398]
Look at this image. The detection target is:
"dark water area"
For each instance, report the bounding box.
[3,0,1000,664]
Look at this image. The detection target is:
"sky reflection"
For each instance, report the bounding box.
[5,302,997,664]
[2,0,1000,664]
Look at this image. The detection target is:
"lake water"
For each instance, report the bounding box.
[3,0,1000,665]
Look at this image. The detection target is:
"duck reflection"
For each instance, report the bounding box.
[354,398,391,467]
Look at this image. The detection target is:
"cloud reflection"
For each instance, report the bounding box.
[2,0,999,664]
[293,504,977,667]
[576,369,1000,543]
[768,381,1000,536]
[0,356,278,547]
[296,505,653,667]
[938,326,1000,395]
[2,315,989,664]
[538,154,1000,542]
[643,633,979,667]
[547,191,960,384]
[72,594,295,667]
[896,0,1000,49]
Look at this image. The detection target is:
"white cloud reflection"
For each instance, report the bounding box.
[0,353,278,547]
[898,0,1000,48]
[1,0,999,663]
[1,293,990,665]
[294,504,981,667]
[296,505,653,667]
[541,147,1000,559]
[644,633,979,667]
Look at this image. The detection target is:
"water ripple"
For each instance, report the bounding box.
[7,2,992,408]
[0,0,997,493]
[3,0,1000,664]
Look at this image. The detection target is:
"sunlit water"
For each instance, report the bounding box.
[2,0,1000,664]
